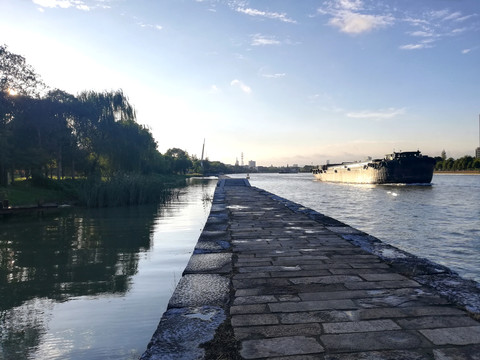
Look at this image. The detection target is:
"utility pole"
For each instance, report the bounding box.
[200,138,205,170]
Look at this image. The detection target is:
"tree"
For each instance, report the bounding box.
[0,45,45,185]
[165,148,193,174]
[75,90,137,177]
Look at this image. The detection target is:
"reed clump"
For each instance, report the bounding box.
[2,174,186,208]
[77,174,186,208]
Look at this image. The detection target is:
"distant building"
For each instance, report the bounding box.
[248,160,256,168]
[476,147,480,159]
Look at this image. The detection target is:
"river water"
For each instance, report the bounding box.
[0,178,217,360]
[234,173,480,283]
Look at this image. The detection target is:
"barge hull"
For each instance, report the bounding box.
[313,151,435,184]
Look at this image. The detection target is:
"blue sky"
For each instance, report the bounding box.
[1,0,479,166]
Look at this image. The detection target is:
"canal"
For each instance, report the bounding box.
[0,177,217,360]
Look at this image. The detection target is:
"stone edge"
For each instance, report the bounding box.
[140,178,235,360]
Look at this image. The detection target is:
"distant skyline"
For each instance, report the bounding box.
[1,0,479,166]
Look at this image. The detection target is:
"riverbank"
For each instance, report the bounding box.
[0,174,187,208]
[434,170,480,175]
[141,178,480,359]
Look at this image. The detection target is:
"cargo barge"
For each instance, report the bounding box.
[312,151,436,184]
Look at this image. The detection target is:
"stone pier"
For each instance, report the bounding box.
[141,178,480,359]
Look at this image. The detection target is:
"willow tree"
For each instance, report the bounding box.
[0,45,45,185]
[75,90,142,177]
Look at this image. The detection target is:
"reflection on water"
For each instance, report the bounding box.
[241,173,480,283]
[0,178,217,360]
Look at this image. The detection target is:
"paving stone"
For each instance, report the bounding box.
[234,323,322,341]
[299,290,372,301]
[323,319,401,333]
[268,355,322,360]
[326,226,363,234]
[232,314,279,327]
[279,309,354,325]
[230,304,268,315]
[167,274,229,308]
[396,315,480,329]
[140,306,226,360]
[344,279,421,290]
[358,306,465,320]
[269,299,355,313]
[321,330,430,351]
[324,350,432,360]
[290,275,363,285]
[183,253,231,274]
[359,273,409,281]
[233,295,278,305]
[432,345,480,360]
[419,326,480,345]
[240,336,325,359]
[234,272,271,279]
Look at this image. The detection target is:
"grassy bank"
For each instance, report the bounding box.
[0,174,187,208]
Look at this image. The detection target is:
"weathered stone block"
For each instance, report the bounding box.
[240,336,324,359]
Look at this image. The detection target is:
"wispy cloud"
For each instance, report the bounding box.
[33,0,90,10]
[138,22,163,31]
[251,34,280,46]
[258,67,286,79]
[261,73,286,79]
[400,9,478,50]
[318,0,394,34]
[347,107,405,120]
[236,7,296,24]
[230,79,252,94]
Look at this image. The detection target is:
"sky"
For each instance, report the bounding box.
[1,0,479,166]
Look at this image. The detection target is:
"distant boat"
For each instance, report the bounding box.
[312,151,435,184]
[246,173,250,179]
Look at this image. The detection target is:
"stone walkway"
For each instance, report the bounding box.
[225,179,480,359]
[141,178,480,360]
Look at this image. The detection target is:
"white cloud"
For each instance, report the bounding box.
[318,0,394,34]
[462,48,472,54]
[329,12,393,34]
[236,7,296,23]
[347,108,405,120]
[337,0,363,11]
[230,79,251,94]
[251,34,280,46]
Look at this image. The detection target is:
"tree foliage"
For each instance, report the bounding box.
[0,45,184,185]
[0,45,234,187]
[435,153,480,171]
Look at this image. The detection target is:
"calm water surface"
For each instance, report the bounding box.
[0,178,217,360]
[239,173,480,283]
